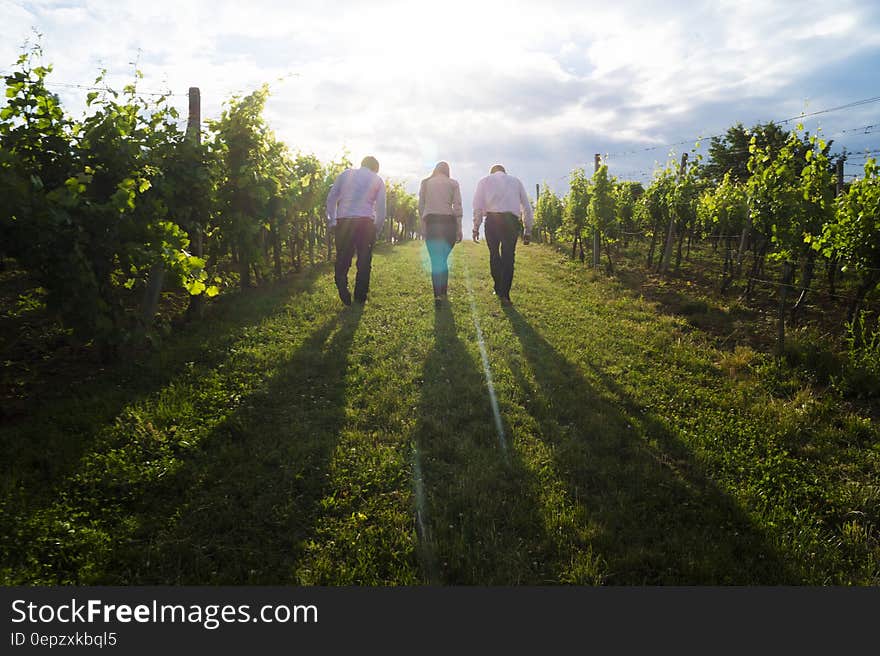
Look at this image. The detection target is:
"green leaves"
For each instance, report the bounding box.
[534,183,564,241]
[589,164,616,233]
[2,43,345,351]
[184,279,206,295]
[111,183,136,213]
[64,175,86,195]
[0,44,207,347]
[819,157,880,276]
[698,171,748,234]
[562,167,590,237]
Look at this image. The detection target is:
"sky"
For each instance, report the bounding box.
[3,0,880,235]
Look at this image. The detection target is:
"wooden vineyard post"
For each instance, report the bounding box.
[185,86,205,319]
[141,87,203,330]
[828,152,846,296]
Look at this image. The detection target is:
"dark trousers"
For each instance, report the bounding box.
[334,217,376,303]
[424,214,457,296]
[484,212,521,299]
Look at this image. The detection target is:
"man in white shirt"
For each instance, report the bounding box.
[472,164,534,305]
[326,156,387,306]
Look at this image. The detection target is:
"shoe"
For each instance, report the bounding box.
[500,297,512,306]
[434,295,443,308]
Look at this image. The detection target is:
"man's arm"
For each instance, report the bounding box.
[326,174,342,229]
[518,178,534,237]
[472,178,485,239]
[374,178,387,236]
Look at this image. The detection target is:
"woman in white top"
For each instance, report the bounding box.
[418,161,463,305]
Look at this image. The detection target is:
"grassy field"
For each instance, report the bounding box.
[1,240,878,584]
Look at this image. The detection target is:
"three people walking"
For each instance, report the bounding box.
[327,156,533,308]
[419,161,463,306]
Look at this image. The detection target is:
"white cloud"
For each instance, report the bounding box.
[3,0,879,211]
[0,1,38,65]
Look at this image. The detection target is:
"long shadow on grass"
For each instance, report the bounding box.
[0,265,331,516]
[502,306,800,584]
[412,302,555,584]
[94,305,363,584]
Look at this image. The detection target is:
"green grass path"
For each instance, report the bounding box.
[2,241,878,584]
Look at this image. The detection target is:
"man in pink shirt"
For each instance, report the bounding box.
[326,156,387,306]
[472,164,534,305]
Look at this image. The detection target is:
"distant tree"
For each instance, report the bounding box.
[705,122,791,184]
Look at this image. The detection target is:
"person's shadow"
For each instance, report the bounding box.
[412,302,556,584]
[1,264,331,520]
[502,305,799,584]
[99,305,365,584]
